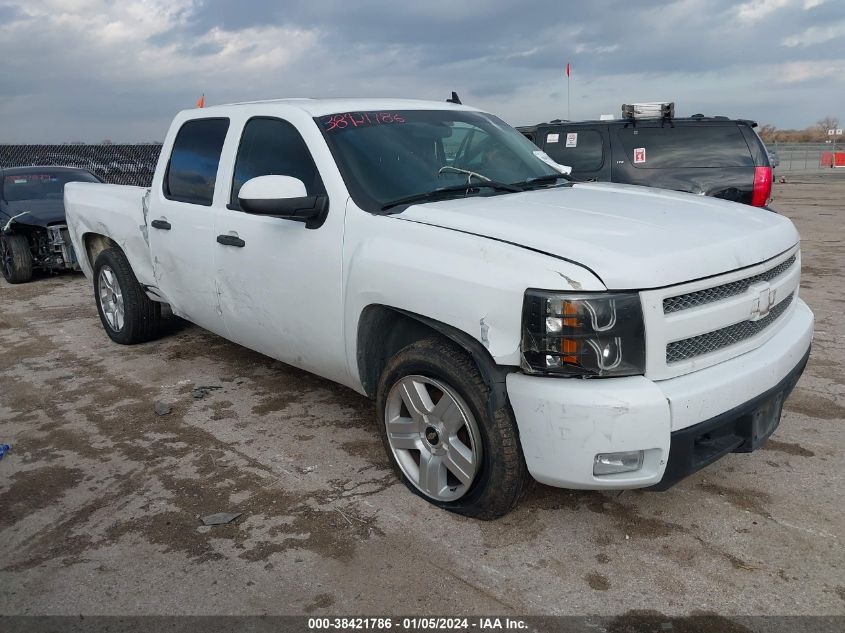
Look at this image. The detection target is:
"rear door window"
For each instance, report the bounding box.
[617,125,754,168]
[739,125,768,166]
[164,118,230,205]
[543,129,604,171]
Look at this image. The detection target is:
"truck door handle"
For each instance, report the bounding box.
[151,219,171,230]
[216,234,245,248]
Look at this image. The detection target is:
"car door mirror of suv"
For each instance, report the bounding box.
[237,175,329,229]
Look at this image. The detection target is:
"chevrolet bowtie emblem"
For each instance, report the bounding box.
[749,282,776,320]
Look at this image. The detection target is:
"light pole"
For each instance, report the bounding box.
[828,129,836,168]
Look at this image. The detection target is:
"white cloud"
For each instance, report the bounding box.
[574,43,620,55]
[503,47,540,60]
[782,20,845,47]
[776,58,845,82]
[0,0,319,85]
[735,0,792,23]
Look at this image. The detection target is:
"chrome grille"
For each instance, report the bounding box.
[666,293,794,363]
[663,255,796,314]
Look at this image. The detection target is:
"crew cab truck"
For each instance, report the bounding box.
[64,98,813,519]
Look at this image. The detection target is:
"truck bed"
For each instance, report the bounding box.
[64,182,155,288]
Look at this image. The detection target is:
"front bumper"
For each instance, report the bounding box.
[506,298,814,489]
[652,345,808,490]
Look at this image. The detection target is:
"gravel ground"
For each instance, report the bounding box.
[0,175,843,619]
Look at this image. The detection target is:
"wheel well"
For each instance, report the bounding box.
[82,233,119,270]
[356,305,512,407]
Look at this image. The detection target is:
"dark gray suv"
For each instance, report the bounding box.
[518,115,773,207]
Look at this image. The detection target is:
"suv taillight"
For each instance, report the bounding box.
[751,166,772,207]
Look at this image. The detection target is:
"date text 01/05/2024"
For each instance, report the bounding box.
[307,617,529,630]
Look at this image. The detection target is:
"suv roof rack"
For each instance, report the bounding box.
[690,113,758,128]
[534,113,756,128]
[622,102,674,121]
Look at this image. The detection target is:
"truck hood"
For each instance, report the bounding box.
[1,199,66,228]
[395,182,799,289]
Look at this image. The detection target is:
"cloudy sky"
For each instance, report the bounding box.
[0,0,843,142]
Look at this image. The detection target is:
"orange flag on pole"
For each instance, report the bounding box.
[196,94,205,108]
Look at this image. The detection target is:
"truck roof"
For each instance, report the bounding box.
[189,98,481,118]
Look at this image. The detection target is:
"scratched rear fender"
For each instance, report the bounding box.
[64,182,155,286]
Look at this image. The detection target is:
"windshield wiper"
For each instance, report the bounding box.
[438,165,491,182]
[380,182,521,211]
[512,173,575,189]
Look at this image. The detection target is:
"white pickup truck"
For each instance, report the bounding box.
[65,98,813,519]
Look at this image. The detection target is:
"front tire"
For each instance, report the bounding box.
[0,234,33,284]
[93,248,161,344]
[376,336,529,519]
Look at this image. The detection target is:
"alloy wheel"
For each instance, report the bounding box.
[384,375,482,502]
[98,265,125,331]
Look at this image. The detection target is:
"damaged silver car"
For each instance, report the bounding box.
[1,166,102,283]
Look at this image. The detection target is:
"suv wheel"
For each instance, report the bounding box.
[0,234,34,284]
[376,336,529,519]
[93,248,161,344]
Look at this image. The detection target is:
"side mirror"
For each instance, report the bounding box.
[237,175,329,229]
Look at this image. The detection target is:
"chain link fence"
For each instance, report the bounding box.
[768,142,845,174]
[3,141,841,182]
[0,144,162,186]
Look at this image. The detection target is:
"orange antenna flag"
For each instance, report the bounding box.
[196,94,205,108]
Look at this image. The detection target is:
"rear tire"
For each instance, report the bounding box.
[0,234,34,284]
[93,247,161,344]
[376,336,530,520]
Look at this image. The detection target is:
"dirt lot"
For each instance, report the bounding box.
[1,175,843,618]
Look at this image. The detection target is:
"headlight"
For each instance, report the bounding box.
[521,290,645,377]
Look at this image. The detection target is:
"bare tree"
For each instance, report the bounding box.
[758,124,777,143]
[757,120,843,143]
[816,116,840,140]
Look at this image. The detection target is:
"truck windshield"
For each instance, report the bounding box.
[2,171,99,202]
[316,110,563,212]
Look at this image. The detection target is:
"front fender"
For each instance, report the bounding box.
[343,207,605,386]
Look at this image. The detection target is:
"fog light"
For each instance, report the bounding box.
[593,450,644,476]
